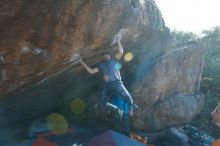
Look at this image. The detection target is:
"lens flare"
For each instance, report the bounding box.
[70,99,85,114]
[46,113,68,135]
[124,52,134,62]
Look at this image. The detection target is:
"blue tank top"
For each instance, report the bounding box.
[97,58,122,82]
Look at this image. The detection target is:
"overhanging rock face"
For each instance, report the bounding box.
[0,0,203,130]
[0,0,167,99]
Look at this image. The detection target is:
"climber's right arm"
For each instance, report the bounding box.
[80,60,99,74]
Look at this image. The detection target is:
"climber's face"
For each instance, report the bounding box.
[211,104,220,128]
[102,53,111,61]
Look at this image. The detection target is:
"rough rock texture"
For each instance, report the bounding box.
[132,43,204,130]
[0,0,204,130]
[0,0,166,99]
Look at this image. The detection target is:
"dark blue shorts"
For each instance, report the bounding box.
[100,80,133,106]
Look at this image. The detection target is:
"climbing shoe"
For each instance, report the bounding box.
[132,103,139,109]
[129,103,139,117]
[117,109,124,121]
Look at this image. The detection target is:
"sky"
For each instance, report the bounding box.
[154,0,220,33]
